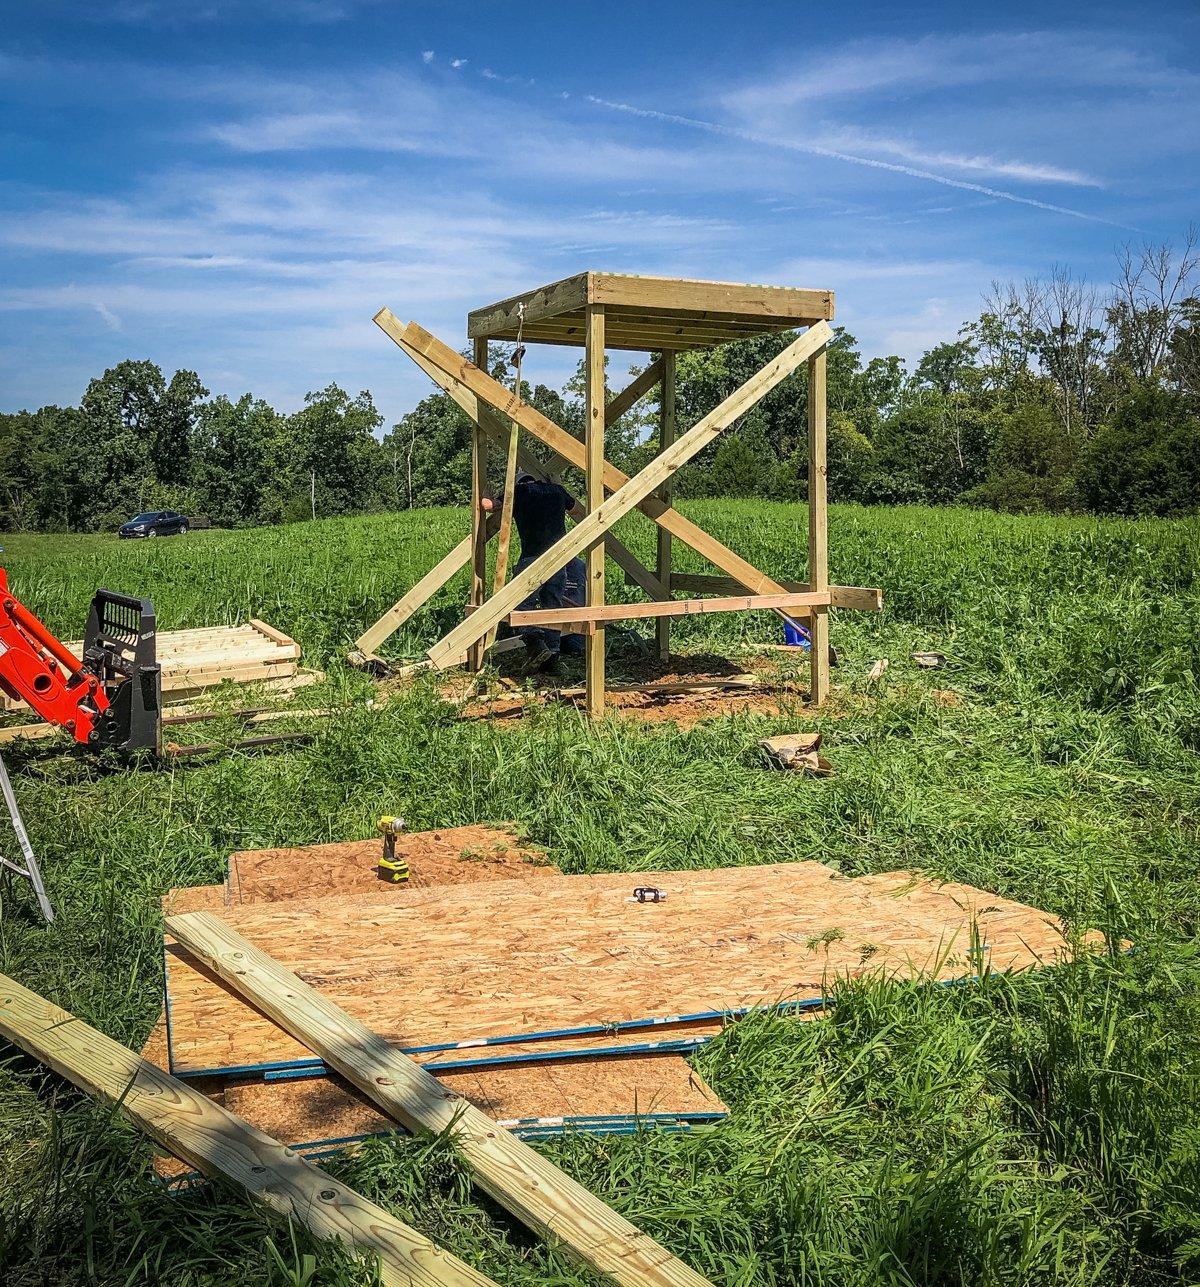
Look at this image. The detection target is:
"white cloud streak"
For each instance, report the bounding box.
[585,95,1136,228]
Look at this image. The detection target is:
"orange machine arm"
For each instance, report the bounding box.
[0,568,109,744]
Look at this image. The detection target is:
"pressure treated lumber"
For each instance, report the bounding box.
[808,349,830,704]
[656,352,676,660]
[585,303,607,718]
[385,322,668,604]
[425,322,834,667]
[0,620,302,714]
[163,863,1099,1078]
[468,273,834,351]
[509,590,832,630]
[0,972,496,1287]
[605,357,663,428]
[481,414,520,656]
[667,575,882,612]
[389,316,804,612]
[167,913,715,1287]
[468,337,489,671]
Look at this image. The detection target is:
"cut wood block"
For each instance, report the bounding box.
[760,733,834,776]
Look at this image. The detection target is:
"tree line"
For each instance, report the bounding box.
[2,236,1197,533]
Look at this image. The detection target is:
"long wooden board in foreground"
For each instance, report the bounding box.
[167,912,714,1287]
[0,972,496,1287]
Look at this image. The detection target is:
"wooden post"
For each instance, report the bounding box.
[807,348,829,705]
[481,417,519,657]
[655,351,676,661]
[468,337,489,671]
[585,304,606,717]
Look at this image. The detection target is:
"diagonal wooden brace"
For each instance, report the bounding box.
[423,321,833,668]
[381,314,809,604]
[387,324,668,601]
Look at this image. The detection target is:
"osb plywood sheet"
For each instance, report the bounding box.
[166,861,1098,1076]
[162,883,227,916]
[149,1049,723,1181]
[227,826,554,905]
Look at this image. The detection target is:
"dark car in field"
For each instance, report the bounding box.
[118,510,189,538]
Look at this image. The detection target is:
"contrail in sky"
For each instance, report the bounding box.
[585,95,1138,230]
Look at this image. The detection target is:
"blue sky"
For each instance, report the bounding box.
[2,1,1198,426]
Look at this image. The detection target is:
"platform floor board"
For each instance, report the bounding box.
[164,861,1097,1077]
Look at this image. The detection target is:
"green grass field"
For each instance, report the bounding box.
[2,501,1199,1285]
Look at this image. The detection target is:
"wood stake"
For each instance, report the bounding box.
[656,352,676,661]
[807,349,830,705]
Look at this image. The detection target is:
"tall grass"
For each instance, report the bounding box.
[1,502,1198,1284]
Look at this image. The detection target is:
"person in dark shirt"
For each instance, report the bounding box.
[482,473,575,673]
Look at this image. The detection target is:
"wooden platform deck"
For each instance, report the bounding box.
[163,861,1098,1079]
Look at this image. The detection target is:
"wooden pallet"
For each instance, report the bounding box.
[0,619,303,714]
[163,861,1102,1079]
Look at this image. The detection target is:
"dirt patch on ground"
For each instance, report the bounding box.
[439,647,838,728]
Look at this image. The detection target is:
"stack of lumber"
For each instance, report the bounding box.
[147,825,727,1185]
[0,619,315,715]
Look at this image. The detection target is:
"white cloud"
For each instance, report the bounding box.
[585,95,1135,228]
[450,58,467,69]
[815,126,1102,188]
[421,50,434,64]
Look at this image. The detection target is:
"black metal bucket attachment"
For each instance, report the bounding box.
[81,590,161,755]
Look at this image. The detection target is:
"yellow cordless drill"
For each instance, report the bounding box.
[376,815,410,883]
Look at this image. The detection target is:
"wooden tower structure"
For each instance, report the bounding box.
[358,272,883,715]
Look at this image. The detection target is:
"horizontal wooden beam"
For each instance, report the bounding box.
[467,274,834,342]
[589,274,834,322]
[167,912,714,1287]
[0,972,496,1287]
[669,574,883,612]
[509,590,832,630]
[467,273,589,338]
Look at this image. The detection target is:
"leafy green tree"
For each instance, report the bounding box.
[1077,382,1200,516]
[191,394,282,527]
[963,400,1078,514]
[269,385,385,522]
[384,390,473,509]
[914,339,979,395]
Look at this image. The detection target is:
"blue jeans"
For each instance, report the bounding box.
[560,557,586,657]
[514,557,568,656]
